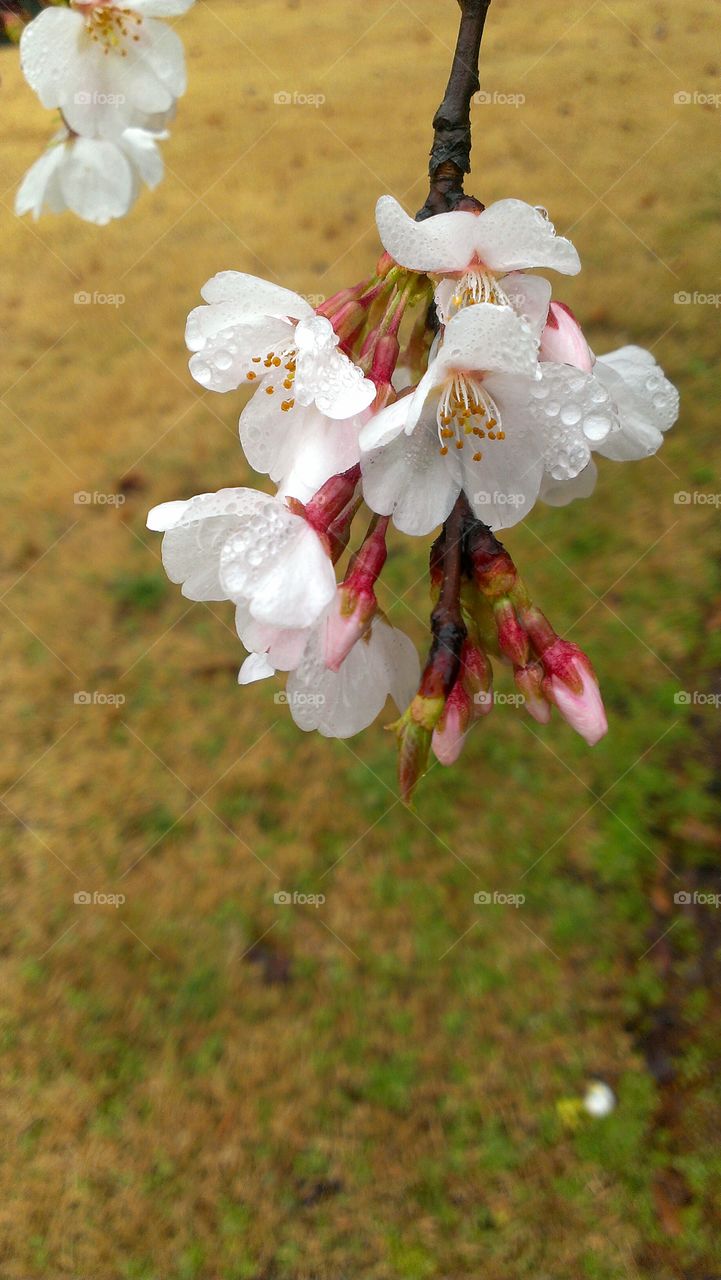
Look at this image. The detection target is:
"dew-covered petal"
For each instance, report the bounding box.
[220,513,336,628]
[521,363,619,480]
[436,302,538,379]
[187,315,293,391]
[593,346,679,461]
[473,200,581,275]
[293,315,375,419]
[539,459,598,507]
[375,194,479,272]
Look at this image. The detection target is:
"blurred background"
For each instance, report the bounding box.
[2,1,720,1276]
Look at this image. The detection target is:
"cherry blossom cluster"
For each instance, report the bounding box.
[149,196,679,799]
[15,0,194,224]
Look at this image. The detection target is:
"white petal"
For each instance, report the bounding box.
[292,316,375,419]
[238,652,275,684]
[499,271,552,342]
[361,415,461,537]
[240,384,361,501]
[119,128,165,189]
[370,619,420,713]
[20,8,84,107]
[132,0,195,15]
[467,372,545,529]
[438,302,539,378]
[375,194,478,272]
[199,271,313,319]
[522,363,619,480]
[221,516,336,628]
[286,618,417,738]
[473,200,581,275]
[594,346,679,461]
[132,17,187,102]
[187,316,293,391]
[148,489,270,600]
[59,138,134,225]
[539,460,598,506]
[358,397,410,451]
[15,143,66,219]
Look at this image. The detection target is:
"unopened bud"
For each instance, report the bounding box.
[514,662,551,724]
[540,302,594,372]
[370,334,400,387]
[541,641,607,745]
[322,583,376,671]
[432,681,471,766]
[493,598,529,668]
[331,300,366,342]
[390,692,446,801]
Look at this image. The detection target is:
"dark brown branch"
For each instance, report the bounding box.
[417,0,492,219]
[420,496,467,702]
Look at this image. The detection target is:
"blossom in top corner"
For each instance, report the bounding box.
[20,0,194,141]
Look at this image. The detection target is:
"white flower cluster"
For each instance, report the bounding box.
[16,0,194,224]
[147,196,679,772]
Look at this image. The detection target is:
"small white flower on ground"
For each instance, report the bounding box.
[20,0,193,140]
[583,1081,616,1118]
[15,127,165,225]
[147,487,336,629]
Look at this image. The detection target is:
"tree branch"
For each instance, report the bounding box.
[417,0,492,218]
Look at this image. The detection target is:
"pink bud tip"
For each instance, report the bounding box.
[540,302,594,373]
[545,651,608,746]
[322,587,374,671]
[431,684,470,766]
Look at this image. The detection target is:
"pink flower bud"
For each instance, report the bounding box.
[322,584,376,671]
[540,302,594,373]
[460,641,494,719]
[541,641,607,746]
[432,681,471,766]
[493,598,529,668]
[514,662,551,725]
